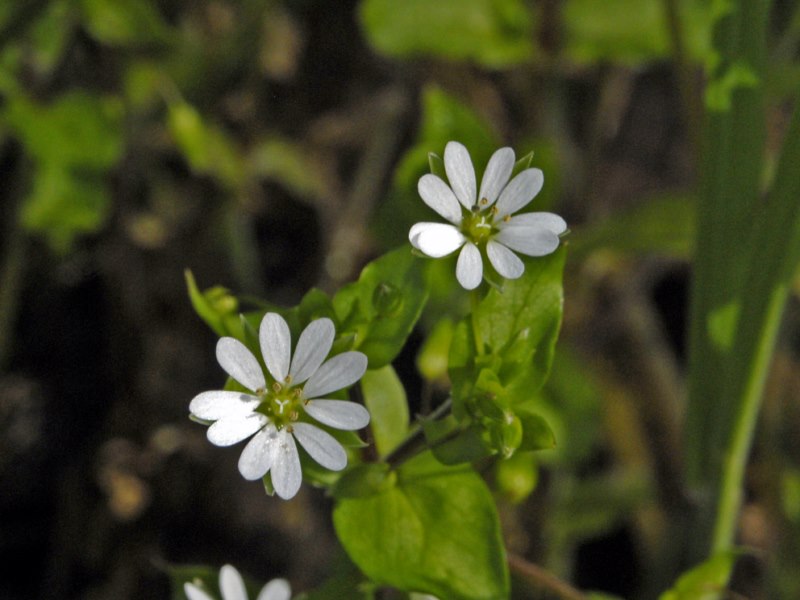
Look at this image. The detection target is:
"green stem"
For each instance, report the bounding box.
[704,76,800,576]
[508,553,587,600]
[709,97,800,554]
[384,398,453,469]
[684,0,769,566]
[470,289,485,356]
[712,288,786,553]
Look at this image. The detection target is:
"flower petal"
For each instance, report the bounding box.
[184,583,214,600]
[456,242,482,290]
[257,579,292,600]
[220,565,248,600]
[410,223,465,258]
[303,351,368,399]
[409,221,437,246]
[486,240,525,279]
[495,226,560,257]
[499,211,567,235]
[238,426,276,480]
[478,147,514,206]
[216,338,265,392]
[270,430,302,500]
[207,413,267,447]
[292,422,347,471]
[290,318,334,384]
[304,399,370,430]
[417,174,463,224]
[494,168,544,218]
[189,391,259,420]
[260,312,291,383]
[444,141,477,209]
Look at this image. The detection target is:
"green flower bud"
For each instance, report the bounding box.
[491,413,522,459]
[495,451,538,504]
[206,286,238,314]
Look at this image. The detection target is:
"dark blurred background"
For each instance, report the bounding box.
[1,0,798,598]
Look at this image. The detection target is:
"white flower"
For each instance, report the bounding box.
[409,141,567,290]
[189,313,370,500]
[184,564,291,600]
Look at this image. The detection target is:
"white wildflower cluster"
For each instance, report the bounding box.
[410,141,566,290]
[189,313,370,500]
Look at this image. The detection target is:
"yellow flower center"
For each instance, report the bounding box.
[462,200,498,244]
[256,380,304,429]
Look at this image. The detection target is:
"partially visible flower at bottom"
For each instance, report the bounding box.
[189,312,370,499]
[184,564,291,600]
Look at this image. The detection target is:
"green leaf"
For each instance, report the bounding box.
[423,416,494,465]
[659,551,738,600]
[167,101,244,187]
[563,0,714,65]
[447,319,478,414]
[427,152,445,179]
[516,408,557,451]
[80,0,169,46]
[123,61,164,109]
[26,0,75,77]
[333,247,428,368]
[359,0,534,68]
[19,164,111,252]
[360,365,409,457]
[4,91,125,250]
[416,318,454,383]
[476,245,566,391]
[4,91,123,169]
[298,288,337,324]
[333,452,509,599]
[704,61,759,112]
[511,151,534,177]
[333,463,397,499]
[444,247,564,463]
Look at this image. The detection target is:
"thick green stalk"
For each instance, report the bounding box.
[684,0,769,559]
[711,97,800,553]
